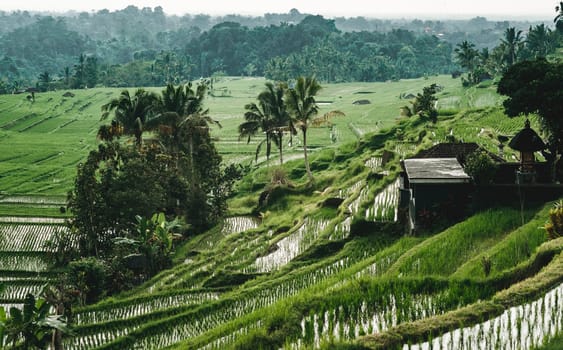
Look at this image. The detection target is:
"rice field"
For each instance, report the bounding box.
[250,218,330,273]
[1,76,562,349]
[74,291,220,325]
[0,75,497,196]
[0,204,67,302]
[295,292,454,348]
[365,178,400,222]
[221,216,260,235]
[406,282,563,350]
[0,223,68,251]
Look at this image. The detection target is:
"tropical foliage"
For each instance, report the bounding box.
[497,59,563,164]
[453,23,559,86]
[555,1,563,32]
[0,293,69,349]
[65,83,240,295]
[239,82,292,164]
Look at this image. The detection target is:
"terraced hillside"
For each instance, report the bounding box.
[61,195,562,349]
[58,107,561,349]
[0,76,561,349]
[0,214,67,312]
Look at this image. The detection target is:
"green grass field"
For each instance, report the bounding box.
[0,75,509,197]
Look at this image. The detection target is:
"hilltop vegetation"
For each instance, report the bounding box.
[0,6,554,90]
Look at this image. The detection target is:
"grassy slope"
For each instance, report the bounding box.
[384,208,538,278]
[0,75,517,198]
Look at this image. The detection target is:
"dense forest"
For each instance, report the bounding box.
[0,6,552,91]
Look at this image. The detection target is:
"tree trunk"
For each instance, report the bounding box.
[302,128,313,182]
[278,132,283,165]
[135,129,143,148]
[51,301,65,350]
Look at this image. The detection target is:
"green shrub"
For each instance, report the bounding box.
[67,257,108,305]
[269,167,290,186]
[233,307,301,350]
[464,150,497,184]
[290,166,306,179]
[545,200,563,240]
[202,271,259,288]
[233,330,275,350]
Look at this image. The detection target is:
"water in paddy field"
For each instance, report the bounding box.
[406,282,563,350]
[251,218,329,273]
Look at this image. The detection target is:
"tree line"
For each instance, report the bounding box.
[0,7,551,91]
[454,21,561,86]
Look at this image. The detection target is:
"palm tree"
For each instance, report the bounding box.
[37,71,51,92]
[501,27,523,67]
[101,89,159,147]
[263,82,293,165]
[454,40,478,71]
[150,83,219,172]
[240,99,274,164]
[526,24,555,58]
[555,2,563,32]
[240,82,293,165]
[285,76,322,182]
[96,120,123,142]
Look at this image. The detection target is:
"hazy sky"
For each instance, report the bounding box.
[0,0,557,19]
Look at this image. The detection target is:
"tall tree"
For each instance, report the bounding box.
[555,1,563,32]
[501,27,523,67]
[454,40,478,71]
[72,54,86,89]
[84,56,98,88]
[240,82,292,164]
[285,76,321,182]
[497,59,563,173]
[101,89,159,147]
[525,24,555,58]
[150,82,228,231]
[150,82,219,170]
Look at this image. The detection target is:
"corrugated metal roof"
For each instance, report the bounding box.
[404,158,471,183]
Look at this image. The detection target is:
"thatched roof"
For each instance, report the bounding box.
[508,119,546,152]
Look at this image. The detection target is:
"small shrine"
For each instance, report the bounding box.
[508,119,546,184]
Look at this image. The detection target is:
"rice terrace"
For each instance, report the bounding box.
[0,1,562,350]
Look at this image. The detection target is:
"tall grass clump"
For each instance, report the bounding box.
[545,200,563,240]
[453,203,550,279]
[385,208,532,277]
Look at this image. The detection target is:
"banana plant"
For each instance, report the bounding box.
[1,293,69,349]
[116,213,184,276]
